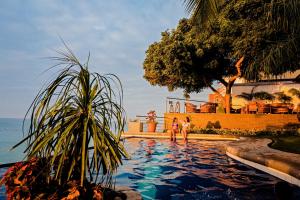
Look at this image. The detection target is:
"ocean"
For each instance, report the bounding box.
[0,118,128,164]
[0,118,26,164]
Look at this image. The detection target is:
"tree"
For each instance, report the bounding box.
[12,46,128,189]
[144,1,300,112]
[183,0,300,79]
[143,18,244,113]
[184,0,300,31]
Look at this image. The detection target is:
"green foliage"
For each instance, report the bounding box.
[201,0,300,80]
[12,46,128,187]
[183,0,224,27]
[236,90,275,101]
[274,92,293,103]
[143,18,233,94]
[253,91,275,101]
[146,0,300,95]
[190,128,299,137]
[236,92,254,101]
[184,0,300,33]
[216,103,225,113]
[144,0,300,96]
[270,136,300,154]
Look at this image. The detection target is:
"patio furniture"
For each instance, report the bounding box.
[257,103,272,114]
[286,103,294,114]
[271,103,290,114]
[274,107,289,114]
[200,103,216,113]
[240,106,248,114]
[185,102,197,113]
[248,102,258,113]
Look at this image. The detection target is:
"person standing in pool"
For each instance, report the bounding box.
[181,117,190,141]
[170,117,179,141]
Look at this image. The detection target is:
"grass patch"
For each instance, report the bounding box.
[269,136,300,154]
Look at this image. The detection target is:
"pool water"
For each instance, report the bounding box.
[1,138,300,199]
[114,138,300,200]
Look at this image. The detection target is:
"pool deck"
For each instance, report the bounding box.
[226,138,300,187]
[122,132,239,141]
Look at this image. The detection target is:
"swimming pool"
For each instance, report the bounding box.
[114,138,300,200]
[1,138,300,199]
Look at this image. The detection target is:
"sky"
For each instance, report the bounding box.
[0,0,210,119]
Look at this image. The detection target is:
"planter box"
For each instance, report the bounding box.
[128,121,143,132]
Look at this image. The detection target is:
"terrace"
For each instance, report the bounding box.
[127,97,300,133]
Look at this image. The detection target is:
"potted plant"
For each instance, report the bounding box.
[146,110,157,132]
[253,91,275,113]
[0,46,129,199]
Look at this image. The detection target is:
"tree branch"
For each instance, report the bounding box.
[217,78,228,87]
[224,56,245,94]
[229,56,244,83]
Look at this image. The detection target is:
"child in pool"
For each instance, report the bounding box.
[170,117,179,141]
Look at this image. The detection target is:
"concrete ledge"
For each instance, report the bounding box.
[226,138,300,186]
[114,186,142,200]
[122,132,239,141]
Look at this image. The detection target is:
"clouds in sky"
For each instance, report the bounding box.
[0,0,210,118]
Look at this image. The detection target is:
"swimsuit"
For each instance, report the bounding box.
[182,122,190,130]
[172,122,178,130]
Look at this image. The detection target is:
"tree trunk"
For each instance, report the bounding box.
[208,57,244,113]
[225,92,231,114]
[224,56,244,114]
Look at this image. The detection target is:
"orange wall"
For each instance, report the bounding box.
[164,113,300,130]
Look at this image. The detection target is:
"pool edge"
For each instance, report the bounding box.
[226,151,300,187]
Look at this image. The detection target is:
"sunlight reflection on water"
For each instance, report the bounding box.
[114,138,300,200]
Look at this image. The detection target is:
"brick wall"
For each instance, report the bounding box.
[164,113,300,130]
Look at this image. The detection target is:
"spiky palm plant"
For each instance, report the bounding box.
[253,91,275,101]
[274,92,292,104]
[236,92,254,101]
[236,91,275,101]
[12,46,128,187]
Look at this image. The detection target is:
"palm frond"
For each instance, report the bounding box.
[274,92,292,103]
[253,91,275,101]
[236,92,253,101]
[183,0,224,26]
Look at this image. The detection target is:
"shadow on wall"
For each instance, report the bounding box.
[206,121,222,129]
